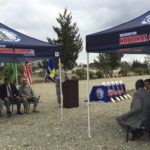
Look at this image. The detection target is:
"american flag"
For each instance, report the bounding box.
[28,49,35,55]
[24,61,32,85]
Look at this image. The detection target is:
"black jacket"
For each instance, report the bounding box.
[0,83,19,100]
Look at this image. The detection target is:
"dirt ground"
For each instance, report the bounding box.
[0,75,150,150]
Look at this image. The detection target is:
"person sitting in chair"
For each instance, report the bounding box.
[144,78,150,91]
[19,79,40,113]
[0,78,23,117]
[116,79,150,139]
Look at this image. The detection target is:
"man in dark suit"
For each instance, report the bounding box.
[0,78,23,117]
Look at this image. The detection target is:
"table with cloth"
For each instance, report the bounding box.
[90,83,126,102]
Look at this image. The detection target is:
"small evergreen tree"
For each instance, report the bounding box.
[47,8,82,69]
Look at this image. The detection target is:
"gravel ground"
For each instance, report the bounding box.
[0,75,150,150]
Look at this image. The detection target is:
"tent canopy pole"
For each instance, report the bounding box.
[59,58,63,121]
[87,52,91,138]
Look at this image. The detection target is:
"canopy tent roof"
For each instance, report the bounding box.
[85,11,150,138]
[0,23,60,62]
[86,11,150,54]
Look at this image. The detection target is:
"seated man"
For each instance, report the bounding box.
[116,79,150,133]
[19,79,40,113]
[0,78,23,117]
[144,78,150,91]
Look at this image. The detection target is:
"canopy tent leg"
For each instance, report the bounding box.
[87,52,91,138]
[59,58,63,121]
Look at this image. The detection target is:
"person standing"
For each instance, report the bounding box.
[55,63,69,106]
[19,79,40,113]
[0,78,23,117]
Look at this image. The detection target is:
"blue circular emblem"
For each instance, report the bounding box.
[0,28,20,42]
[141,15,150,24]
[96,88,104,99]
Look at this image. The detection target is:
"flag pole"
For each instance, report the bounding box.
[30,70,35,91]
[59,58,63,121]
[15,63,18,87]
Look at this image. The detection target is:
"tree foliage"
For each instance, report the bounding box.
[2,64,24,83]
[134,67,145,75]
[119,68,129,77]
[131,60,148,71]
[74,68,86,80]
[96,70,104,78]
[47,8,82,69]
[94,53,123,74]
[120,61,131,70]
[38,60,48,70]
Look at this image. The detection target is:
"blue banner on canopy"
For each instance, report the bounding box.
[86,11,150,54]
[0,23,60,62]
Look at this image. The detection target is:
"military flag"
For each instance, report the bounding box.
[9,62,16,83]
[46,59,56,82]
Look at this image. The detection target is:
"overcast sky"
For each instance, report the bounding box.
[1,0,150,64]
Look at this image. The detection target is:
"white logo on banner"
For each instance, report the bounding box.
[96,88,104,99]
[141,15,150,24]
[0,28,20,42]
[55,52,59,57]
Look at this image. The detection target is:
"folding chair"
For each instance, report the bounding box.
[10,101,17,112]
[10,101,25,112]
[126,119,150,142]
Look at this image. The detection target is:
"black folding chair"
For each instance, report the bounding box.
[10,100,25,112]
[10,101,17,112]
[126,119,150,142]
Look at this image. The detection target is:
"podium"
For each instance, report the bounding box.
[62,80,79,108]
